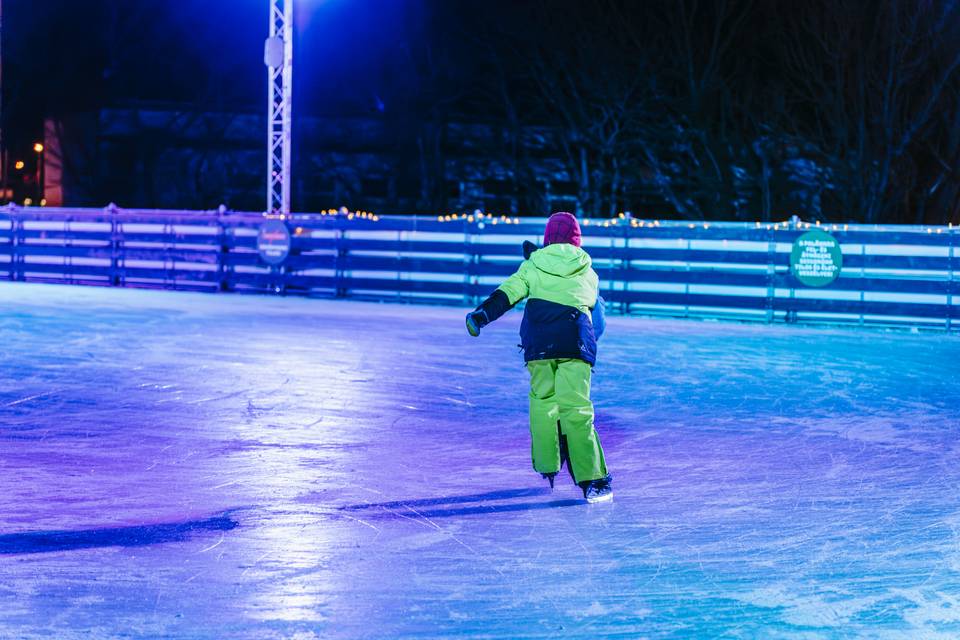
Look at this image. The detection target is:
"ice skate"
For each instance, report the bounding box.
[580,475,613,503]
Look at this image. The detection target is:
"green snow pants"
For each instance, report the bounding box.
[527,358,608,484]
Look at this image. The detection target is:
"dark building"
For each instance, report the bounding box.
[44,104,611,216]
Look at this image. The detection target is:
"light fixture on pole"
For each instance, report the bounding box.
[265,0,293,216]
[33,141,44,202]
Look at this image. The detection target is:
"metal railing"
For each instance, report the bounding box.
[0,205,956,330]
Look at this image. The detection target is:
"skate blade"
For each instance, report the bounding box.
[585,492,614,504]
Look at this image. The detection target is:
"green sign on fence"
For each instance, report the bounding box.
[790,229,842,287]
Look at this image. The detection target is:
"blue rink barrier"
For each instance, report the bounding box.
[0,205,956,330]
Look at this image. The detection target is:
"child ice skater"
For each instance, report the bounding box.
[465,212,612,503]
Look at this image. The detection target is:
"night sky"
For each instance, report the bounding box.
[5,0,441,142]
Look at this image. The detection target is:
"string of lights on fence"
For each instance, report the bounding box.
[272,206,956,234]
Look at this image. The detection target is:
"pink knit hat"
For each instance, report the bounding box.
[543,212,582,247]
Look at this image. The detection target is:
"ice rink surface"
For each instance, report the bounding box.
[1,282,959,639]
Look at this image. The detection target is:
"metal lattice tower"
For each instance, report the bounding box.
[266,0,293,215]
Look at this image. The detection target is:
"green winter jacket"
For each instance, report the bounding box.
[497,243,599,311]
[494,243,601,365]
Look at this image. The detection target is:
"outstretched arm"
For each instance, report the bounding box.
[466,262,531,336]
[466,290,512,336]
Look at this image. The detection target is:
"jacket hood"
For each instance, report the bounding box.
[530,243,591,278]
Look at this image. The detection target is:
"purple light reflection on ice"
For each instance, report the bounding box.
[1,282,959,637]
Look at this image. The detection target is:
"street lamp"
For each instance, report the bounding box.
[33,141,44,203]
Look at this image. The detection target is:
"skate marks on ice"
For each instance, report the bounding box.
[2,284,960,638]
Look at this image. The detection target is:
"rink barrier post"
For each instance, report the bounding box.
[764,224,776,324]
[106,203,121,287]
[168,214,178,289]
[396,225,405,303]
[948,225,955,332]
[11,208,23,282]
[619,222,630,315]
[63,216,74,285]
[857,240,867,327]
[216,206,230,293]
[683,234,691,319]
[463,217,477,307]
[335,213,347,298]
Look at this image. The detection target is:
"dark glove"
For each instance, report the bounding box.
[466,309,488,337]
[522,240,539,260]
[465,289,513,336]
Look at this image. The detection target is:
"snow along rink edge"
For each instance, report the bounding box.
[1,281,959,639]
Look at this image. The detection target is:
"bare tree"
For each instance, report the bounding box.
[773,0,960,223]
